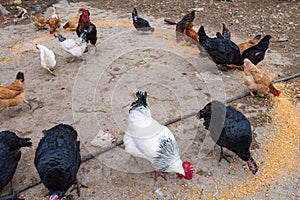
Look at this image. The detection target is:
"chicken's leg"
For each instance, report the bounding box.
[47,68,56,76]
[154,170,167,181]
[69,178,88,197]
[219,147,231,163]
[67,57,76,63]
[23,99,32,109]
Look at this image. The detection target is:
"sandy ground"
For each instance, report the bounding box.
[0,0,299,199]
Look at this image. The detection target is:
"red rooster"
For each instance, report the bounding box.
[76,8,97,45]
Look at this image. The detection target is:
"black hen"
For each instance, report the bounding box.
[132,8,154,32]
[0,131,32,192]
[198,26,243,65]
[34,124,81,200]
[176,10,195,42]
[242,35,271,65]
[196,100,258,175]
[76,8,97,45]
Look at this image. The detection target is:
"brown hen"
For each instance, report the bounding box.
[0,72,31,112]
[63,9,82,30]
[243,59,280,97]
[184,22,198,44]
[46,7,61,34]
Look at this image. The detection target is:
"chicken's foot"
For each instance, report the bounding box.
[23,99,32,109]
[69,178,88,197]
[67,57,76,63]
[154,170,167,181]
[47,68,56,76]
[219,147,231,163]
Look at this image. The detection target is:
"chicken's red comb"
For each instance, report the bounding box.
[80,8,87,12]
[182,161,194,180]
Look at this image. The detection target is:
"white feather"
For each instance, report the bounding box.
[36,44,56,70]
[59,36,87,57]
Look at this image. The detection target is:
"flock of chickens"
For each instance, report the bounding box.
[0,6,282,200]
[35,7,97,76]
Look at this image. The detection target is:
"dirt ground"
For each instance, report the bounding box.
[0,0,299,199]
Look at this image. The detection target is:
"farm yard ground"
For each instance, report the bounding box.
[0,0,299,199]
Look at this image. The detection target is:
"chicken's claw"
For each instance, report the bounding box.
[154,171,167,181]
[23,99,32,109]
[219,147,231,163]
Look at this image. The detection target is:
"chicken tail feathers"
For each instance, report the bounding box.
[132,8,138,22]
[57,34,66,42]
[198,26,208,45]
[186,10,195,22]
[257,35,271,49]
[222,23,231,40]
[16,72,24,82]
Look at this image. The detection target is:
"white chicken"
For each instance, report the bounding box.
[35,44,56,76]
[123,91,194,180]
[54,33,87,62]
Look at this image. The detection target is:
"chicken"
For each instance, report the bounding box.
[0,130,32,192]
[31,15,47,30]
[63,9,82,30]
[54,32,87,62]
[35,44,56,76]
[242,35,271,65]
[0,72,30,112]
[198,26,243,66]
[176,10,195,42]
[46,7,61,34]
[124,91,194,180]
[184,22,198,44]
[34,124,81,200]
[243,59,281,97]
[238,34,261,54]
[76,8,97,45]
[13,6,28,23]
[197,100,258,175]
[132,8,154,32]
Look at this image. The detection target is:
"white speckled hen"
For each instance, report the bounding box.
[124,91,194,180]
